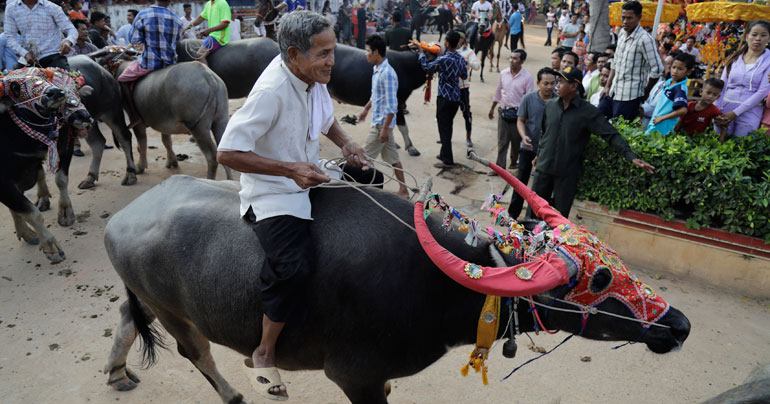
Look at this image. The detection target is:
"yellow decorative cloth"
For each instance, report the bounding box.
[609,1,682,27]
[686,2,770,23]
[460,295,500,385]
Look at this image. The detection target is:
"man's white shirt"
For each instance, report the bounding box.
[217,56,337,221]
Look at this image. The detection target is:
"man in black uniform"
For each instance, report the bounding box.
[385,11,411,51]
[527,66,655,219]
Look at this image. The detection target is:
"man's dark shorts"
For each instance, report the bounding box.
[245,209,314,324]
[243,166,383,323]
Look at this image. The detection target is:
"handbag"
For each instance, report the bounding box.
[499,107,518,122]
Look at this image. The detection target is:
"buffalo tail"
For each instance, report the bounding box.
[127,287,167,368]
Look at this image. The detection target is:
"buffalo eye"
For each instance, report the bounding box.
[10,82,22,99]
[589,267,613,294]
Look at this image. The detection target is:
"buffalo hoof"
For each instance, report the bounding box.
[136,162,146,175]
[108,368,141,391]
[36,198,50,212]
[58,207,75,227]
[121,172,137,186]
[407,146,421,157]
[480,77,485,83]
[394,143,401,149]
[26,237,40,246]
[78,176,96,190]
[44,249,65,264]
[166,160,179,169]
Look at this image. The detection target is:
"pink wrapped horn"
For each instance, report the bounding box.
[413,161,571,297]
[467,151,572,228]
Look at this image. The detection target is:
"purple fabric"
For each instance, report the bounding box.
[716,49,770,136]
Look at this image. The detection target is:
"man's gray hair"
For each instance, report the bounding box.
[278,11,333,62]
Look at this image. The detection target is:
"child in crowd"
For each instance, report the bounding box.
[647,53,695,135]
[675,77,724,137]
[572,31,587,64]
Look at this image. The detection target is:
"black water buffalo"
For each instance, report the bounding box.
[464,21,496,82]
[1,68,93,263]
[424,8,454,42]
[177,40,427,156]
[103,175,690,404]
[68,55,138,189]
[177,38,279,99]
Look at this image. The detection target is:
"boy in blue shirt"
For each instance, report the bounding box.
[646,52,694,135]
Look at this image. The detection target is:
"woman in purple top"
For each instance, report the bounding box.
[715,20,770,136]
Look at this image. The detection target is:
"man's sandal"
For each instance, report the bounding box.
[243,358,289,401]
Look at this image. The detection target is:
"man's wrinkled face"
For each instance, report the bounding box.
[292,28,336,84]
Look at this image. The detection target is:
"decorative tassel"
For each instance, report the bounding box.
[460,362,470,376]
[482,366,489,385]
[424,78,432,104]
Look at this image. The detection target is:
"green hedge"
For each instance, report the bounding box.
[576,120,770,243]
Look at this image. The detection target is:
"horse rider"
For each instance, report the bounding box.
[216,11,369,402]
[118,0,183,128]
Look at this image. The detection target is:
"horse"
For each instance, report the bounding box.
[253,0,278,41]
[491,6,509,73]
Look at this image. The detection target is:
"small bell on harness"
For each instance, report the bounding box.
[502,338,518,358]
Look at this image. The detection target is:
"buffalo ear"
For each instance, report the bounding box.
[0,98,11,114]
[78,85,94,98]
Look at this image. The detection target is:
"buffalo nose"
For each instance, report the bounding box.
[42,87,66,108]
[69,110,94,129]
[671,315,691,345]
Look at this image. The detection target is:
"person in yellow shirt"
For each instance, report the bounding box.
[182,0,231,65]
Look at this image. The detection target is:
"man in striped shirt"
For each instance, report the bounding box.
[600,1,663,121]
[357,34,410,198]
[4,0,77,70]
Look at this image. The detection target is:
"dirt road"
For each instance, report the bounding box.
[1,27,768,404]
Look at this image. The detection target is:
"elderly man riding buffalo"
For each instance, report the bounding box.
[216,11,376,401]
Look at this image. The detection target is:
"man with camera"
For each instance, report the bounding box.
[488,48,533,175]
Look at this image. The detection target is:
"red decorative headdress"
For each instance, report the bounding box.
[415,152,669,327]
